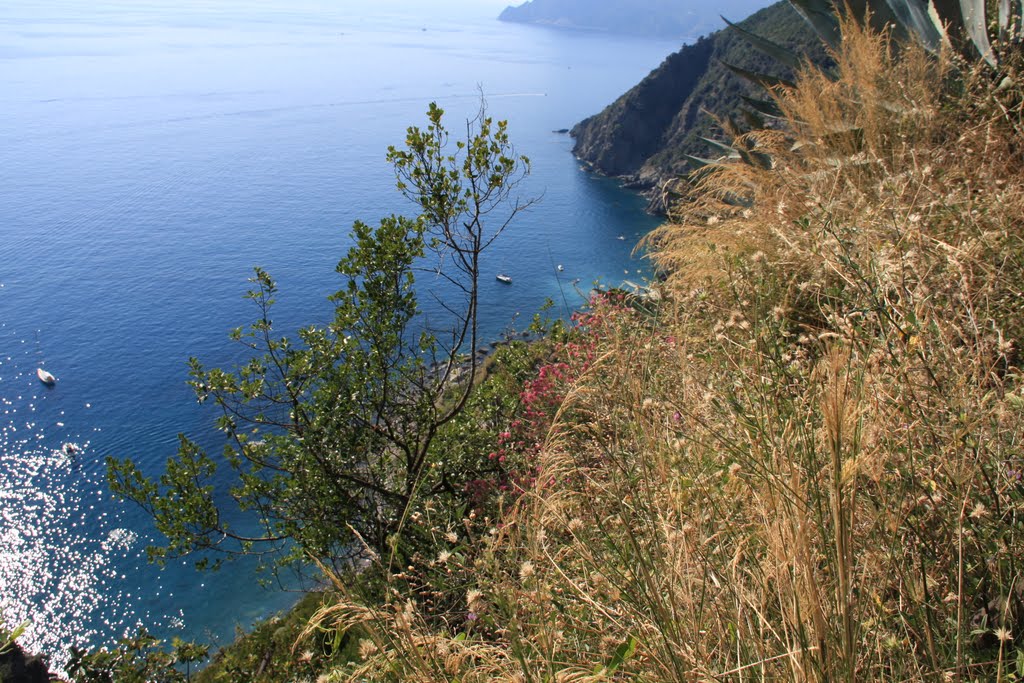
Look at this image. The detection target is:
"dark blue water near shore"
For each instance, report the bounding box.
[0,0,675,665]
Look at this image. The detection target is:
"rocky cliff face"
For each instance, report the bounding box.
[0,641,54,683]
[570,1,827,211]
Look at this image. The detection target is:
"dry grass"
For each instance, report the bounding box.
[307,21,1024,682]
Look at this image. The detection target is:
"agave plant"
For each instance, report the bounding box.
[683,0,1023,175]
[786,0,1020,66]
[755,0,1019,73]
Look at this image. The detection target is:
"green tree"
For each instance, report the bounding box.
[66,629,207,683]
[108,101,532,573]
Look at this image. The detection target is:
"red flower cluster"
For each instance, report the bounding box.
[467,293,636,507]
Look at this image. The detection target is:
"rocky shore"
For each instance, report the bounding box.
[0,641,55,683]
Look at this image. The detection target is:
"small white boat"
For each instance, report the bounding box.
[617,235,626,241]
[37,367,56,385]
[557,264,564,272]
[496,273,512,284]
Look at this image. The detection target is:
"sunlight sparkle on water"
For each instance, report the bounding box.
[0,331,158,671]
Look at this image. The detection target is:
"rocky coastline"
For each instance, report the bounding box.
[569,0,826,214]
[0,641,55,683]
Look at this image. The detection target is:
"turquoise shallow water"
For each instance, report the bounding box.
[0,0,676,665]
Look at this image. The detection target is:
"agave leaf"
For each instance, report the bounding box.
[925,0,955,49]
[722,17,805,71]
[723,114,745,138]
[885,0,949,51]
[736,146,775,170]
[959,0,997,65]
[722,62,797,91]
[740,107,766,130]
[930,0,966,35]
[735,133,778,164]
[995,75,1017,91]
[684,154,719,169]
[788,0,842,48]
[741,95,785,118]
[998,0,1011,41]
[831,0,904,37]
[699,136,742,158]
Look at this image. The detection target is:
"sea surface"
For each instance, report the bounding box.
[0,0,676,665]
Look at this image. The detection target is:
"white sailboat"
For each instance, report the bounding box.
[34,331,56,385]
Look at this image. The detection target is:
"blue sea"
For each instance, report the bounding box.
[0,0,676,666]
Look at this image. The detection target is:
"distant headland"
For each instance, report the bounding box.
[498,0,774,40]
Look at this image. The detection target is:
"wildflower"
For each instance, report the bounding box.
[445,531,458,543]
[467,588,483,606]
[297,649,314,664]
[436,550,452,564]
[567,518,584,532]
[519,561,535,581]
[970,502,988,519]
[995,627,1013,643]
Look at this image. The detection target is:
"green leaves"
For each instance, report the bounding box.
[593,635,638,676]
[107,436,222,568]
[108,99,532,577]
[0,619,29,657]
[66,628,206,683]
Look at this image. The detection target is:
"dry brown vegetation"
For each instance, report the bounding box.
[304,21,1024,682]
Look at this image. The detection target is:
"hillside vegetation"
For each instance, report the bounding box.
[304,19,1024,682]
[17,8,1024,683]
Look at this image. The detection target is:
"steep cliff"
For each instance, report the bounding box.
[571,1,827,209]
[498,0,771,40]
